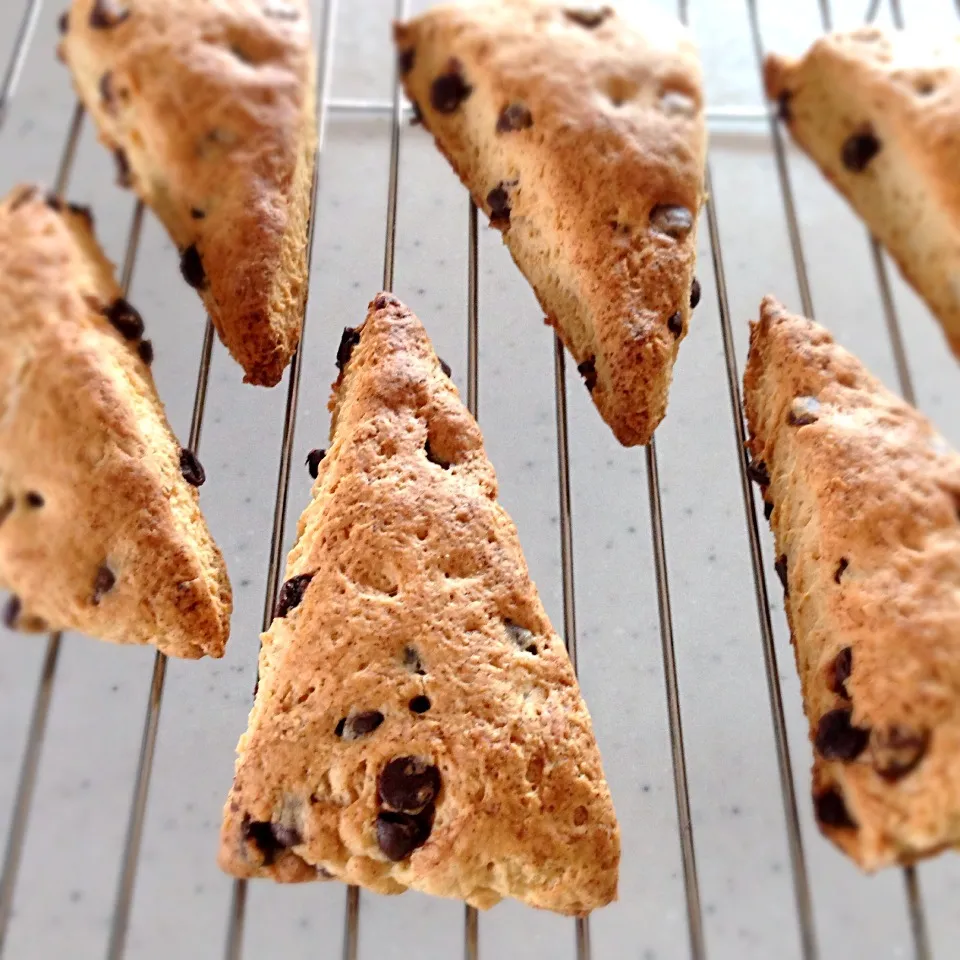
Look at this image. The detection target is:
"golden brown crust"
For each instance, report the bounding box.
[395,0,706,446]
[219,293,619,914]
[0,185,232,658]
[744,295,960,870]
[764,28,960,360]
[61,0,317,386]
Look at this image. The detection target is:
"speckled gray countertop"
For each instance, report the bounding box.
[1,1,958,958]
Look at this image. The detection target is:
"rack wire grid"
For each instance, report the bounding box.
[0,0,958,958]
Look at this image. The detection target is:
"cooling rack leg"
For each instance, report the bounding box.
[0,0,42,131]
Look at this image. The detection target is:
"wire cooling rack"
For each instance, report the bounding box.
[0,1,958,958]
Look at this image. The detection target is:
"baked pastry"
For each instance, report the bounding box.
[394,1,706,446]
[765,29,960,360]
[744,295,960,869]
[219,293,620,913]
[59,0,317,386]
[0,184,232,659]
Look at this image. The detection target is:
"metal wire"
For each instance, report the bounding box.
[0,0,41,132]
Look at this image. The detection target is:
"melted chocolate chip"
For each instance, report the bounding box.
[834,558,849,584]
[376,810,432,861]
[242,817,301,865]
[872,726,930,781]
[114,148,132,188]
[425,438,451,470]
[275,572,314,618]
[815,708,870,761]
[378,756,440,813]
[564,6,612,27]
[179,448,206,487]
[439,358,452,378]
[92,565,116,605]
[403,646,426,675]
[577,358,598,392]
[430,62,472,114]
[104,298,144,341]
[190,207,205,220]
[667,312,684,337]
[59,11,69,33]
[25,491,44,508]
[774,555,788,595]
[337,710,385,740]
[398,48,415,76]
[89,0,130,29]
[497,102,533,133]
[137,339,154,365]
[764,500,774,521]
[305,448,326,478]
[787,396,820,426]
[409,695,431,714]
[179,244,207,289]
[486,183,512,227]
[814,787,856,829]
[829,647,853,699]
[747,459,770,487]
[336,326,361,370]
[3,595,21,630]
[650,204,694,240]
[841,129,881,173]
[690,277,701,309]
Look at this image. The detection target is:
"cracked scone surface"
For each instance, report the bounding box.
[395,0,706,446]
[60,0,317,386]
[0,185,231,659]
[765,28,960,359]
[219,294,620,914]
[744,296,960,870]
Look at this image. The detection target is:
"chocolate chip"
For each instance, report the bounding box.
[690,277,701,309]
[815,708,870,761]
[872,726,930,781]
[104,298,144,341]
[747,459,770,487]
[787,396,820,426]
[378,756,440,813]
[842,129,881,173]
[777,92,792,123]
[179,244,207,289]
[337,710,384,740]
[179,448,206,487]
[3,596,21,630]
[425,439,451,470]
[764,500,774,521]
[577,358,597,392]
[497,103,533,133]
[774,555,788,594]
[564,6,612,27]
[59,11,69,32]
[275,573,314,618]
[409,695,431,714]
[403,646,426,675]
[398,48,415,76]
[24,491,44,508]
[650,204,694,240]
[829,647,853,699]
[190,208,205,220]
[89,0,130,29]
[376,810,432,861]
[814,787,856,829]
[99,72,115,111]
[667,312,683,337]
[505,620,537,654]
[306,448,326,478]
[92,565,115,605]
[834,558,849,584]
[430,62,472,114]
[137,339,154,365]
[336,327,361,370]
[242,817,300,865]
[486,183,511,227]
[372,293,396,311]
[439,358,452,378]
[114,148,132,188]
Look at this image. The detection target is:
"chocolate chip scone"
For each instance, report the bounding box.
[744,295,960,870]
[765,28,960,360]
[59,0,317,386]
[394,1,706,446]
[0,184,232,659]
[219,293,620,913]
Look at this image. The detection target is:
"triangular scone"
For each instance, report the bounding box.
[0,185,232,659]
[60,0,317,386]
[219,293,619,913]
[744,296,960,870]
[394,2,706,446]
[765,29,960,360]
